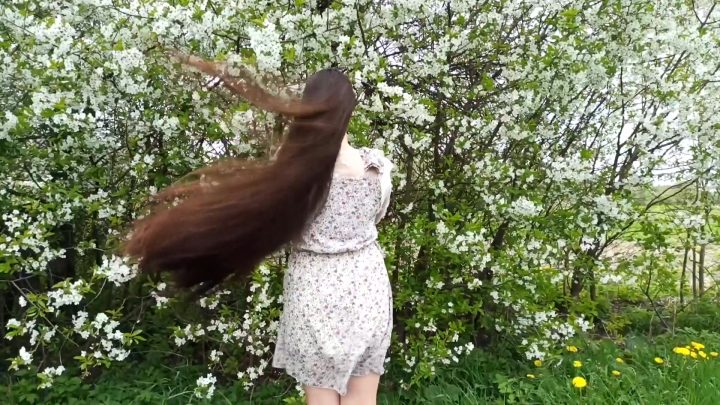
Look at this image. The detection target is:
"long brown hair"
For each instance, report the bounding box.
[122,53,357,294]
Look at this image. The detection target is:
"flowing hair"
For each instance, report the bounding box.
[122,52,357,295]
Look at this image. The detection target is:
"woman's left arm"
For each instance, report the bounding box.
[375,153,394,224]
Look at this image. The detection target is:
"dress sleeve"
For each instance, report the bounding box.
[375,151,394,224]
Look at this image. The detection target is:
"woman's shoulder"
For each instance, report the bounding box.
[359,147,393,171]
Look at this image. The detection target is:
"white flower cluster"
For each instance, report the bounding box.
[6,318,21,329]
[438,340,475,366]
[173,323,207,347]
[237,358,270,388]
[598,273,623,284]
[199,289,231,310]
[509,197,542,218]
[524,340,551,361]
[3,209,30,234]
[9,346,34,371]
[195,373,217,399]
[377,82,435,125]
[396,0,426,12]
[5,318,48,346]
[439,219,487,250]
[96,256,137,286]
[209,349,223,363]
[151,282,169,308]
[510,308,595,360]
[673,212,706,230]
[576,315,592,333]
[247,22,282,73]
[169,265,281,397]
[111,47,145,70]
[425,278,445,290]
[38,365,66,389]
[548,156,595,183]
[0,110,18,140]
[397,326,473,376]
[71,311,130,361]
[47,280,86,310]
[151,115,181,137]
[593,195,631,221]
[580,235,597,252]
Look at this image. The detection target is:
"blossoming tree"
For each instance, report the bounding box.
[1,0,719,396]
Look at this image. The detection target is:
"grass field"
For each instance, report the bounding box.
[387,333,720,405]
[7,331,720,405]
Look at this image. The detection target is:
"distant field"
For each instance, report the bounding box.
[603,241,720,288]
[620,206,720,243]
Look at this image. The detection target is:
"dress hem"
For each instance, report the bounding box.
[272,362,385,397]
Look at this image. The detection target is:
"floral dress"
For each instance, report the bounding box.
[272,147,394,395]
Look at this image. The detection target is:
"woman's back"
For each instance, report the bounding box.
[293,147,387,254]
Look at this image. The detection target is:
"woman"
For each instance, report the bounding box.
[123,53,394,405]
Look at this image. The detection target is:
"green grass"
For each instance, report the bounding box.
[388,331,720,405]
[6,331,720,404]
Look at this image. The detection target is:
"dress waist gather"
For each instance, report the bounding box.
[291,239,380,256]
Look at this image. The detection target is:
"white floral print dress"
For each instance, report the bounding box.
[272,147,394,395]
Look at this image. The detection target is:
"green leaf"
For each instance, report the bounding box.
[40,108,56,118]
[481,73,495,91]
[20,393,39,403]
[192,5,204,21]
[250,16,266,27]
[561,8,580,21]
[0,261,13,274]
[241,48,257,65]
[54,98,67,111]
[283,46,296,62]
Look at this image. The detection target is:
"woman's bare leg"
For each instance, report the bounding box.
[304,386,341,405]
[340,374,380,405]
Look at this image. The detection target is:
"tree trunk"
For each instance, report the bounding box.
[699,244,706,297]
[570,274,583,298]
[680,244,689,306]
[692,247,697,299]
[47,223,77,285]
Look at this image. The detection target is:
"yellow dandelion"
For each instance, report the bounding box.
[573,360,583,368]
[615,357,624,364]
[691,341,705,350]
[611,370,621,377]
[673,347,691,356]
[654,357,664,365]
[711,352,718,358]
[691,351,698,359]
[572,376,587,389]
[534,359,543,367]
[527,374,536,379]
[567,345,579,353]
[699,351,707,359]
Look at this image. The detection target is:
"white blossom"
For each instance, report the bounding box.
[195,373,217,399]
[509,197,542,218]
[19,346,33,364]
[96,256,137,286]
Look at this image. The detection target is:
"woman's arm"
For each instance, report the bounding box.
[375,154,394,224]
